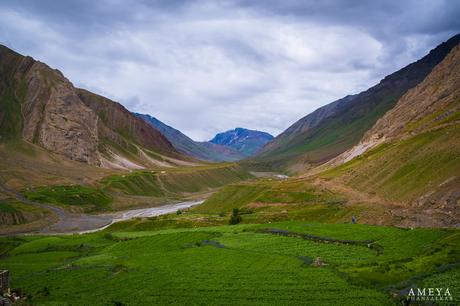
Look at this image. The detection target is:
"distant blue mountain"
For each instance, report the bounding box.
[135,114,273,161]
[134,113,240,161]
[210,128,274,156]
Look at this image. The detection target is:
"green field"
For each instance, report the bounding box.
[1,221,458,305]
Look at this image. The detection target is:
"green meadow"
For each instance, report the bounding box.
[1,220,459,305]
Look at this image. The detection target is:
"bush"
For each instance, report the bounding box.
[229,208,242,225]
[176,209,182,215]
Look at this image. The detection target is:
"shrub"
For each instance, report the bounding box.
[229,208,242,225]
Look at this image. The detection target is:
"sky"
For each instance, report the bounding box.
[1,1,459,141]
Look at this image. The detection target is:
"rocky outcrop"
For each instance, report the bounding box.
[0,47,101,165]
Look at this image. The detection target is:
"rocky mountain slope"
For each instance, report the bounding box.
[253,34,460,172]
[322,43,460,226]
[210,128,274,157]
[136,114,271,161]
[0,45,188,169]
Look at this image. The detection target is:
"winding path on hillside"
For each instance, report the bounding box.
[0,181,203,235]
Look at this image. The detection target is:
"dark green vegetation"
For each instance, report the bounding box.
[229,208,242,224]
[0,46,28,141]
[24,186,113,212]
[1,221,458,305]
[0,199,49,225]
[252,34,460,172]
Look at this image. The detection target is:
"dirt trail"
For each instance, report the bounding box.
[311,177,402,208]
[309,177,459,228]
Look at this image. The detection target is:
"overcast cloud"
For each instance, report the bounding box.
[0,0,459,140]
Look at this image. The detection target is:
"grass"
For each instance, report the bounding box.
[0,221,458,305]
[0,199,49,226]
[193,178,350,224]
[102,164,252,197]
[24,185,113,212]
[0,86,24,141]
[322,125,460,201]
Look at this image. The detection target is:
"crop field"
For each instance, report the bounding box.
[1,221,458,305]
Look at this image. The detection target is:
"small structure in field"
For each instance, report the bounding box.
[313,257,326,267]
[0,271,9,294]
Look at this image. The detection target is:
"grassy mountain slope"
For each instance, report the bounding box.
[101,164,252,197]
[251,34,460,172]
[321,43,460,225]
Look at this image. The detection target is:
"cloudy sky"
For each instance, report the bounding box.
[1,1,459,140]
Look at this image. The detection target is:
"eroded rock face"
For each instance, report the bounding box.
[19,61,101,165]
[76,88,176,156]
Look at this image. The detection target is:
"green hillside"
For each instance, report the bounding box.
[322,124,460,203]
[102,164,252,196]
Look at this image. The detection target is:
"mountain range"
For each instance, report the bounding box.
[136,113,273,162]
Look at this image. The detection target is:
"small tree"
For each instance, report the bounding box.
[229,208,242,225]
[176,209,182,215]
